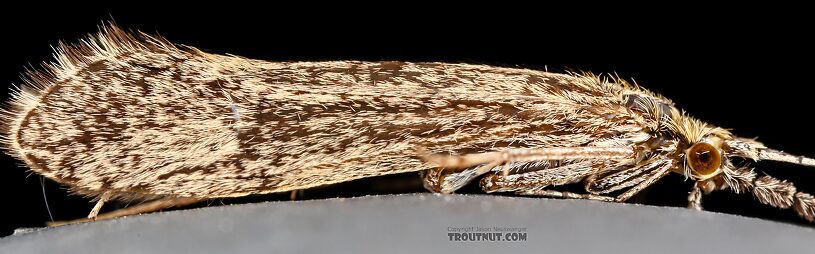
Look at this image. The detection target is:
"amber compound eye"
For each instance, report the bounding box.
[687,142,722,178]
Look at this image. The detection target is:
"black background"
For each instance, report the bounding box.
[2,5,814,236]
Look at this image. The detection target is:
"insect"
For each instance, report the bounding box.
[3,24,814,225]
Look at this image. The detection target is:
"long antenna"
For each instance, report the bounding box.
[758,148,815,167]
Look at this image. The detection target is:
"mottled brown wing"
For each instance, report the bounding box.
[4,26,653,201]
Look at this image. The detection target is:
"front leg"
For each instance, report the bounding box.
[688,184,703,210]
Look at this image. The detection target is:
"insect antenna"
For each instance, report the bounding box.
[756,148,815,168]
[727,138,815,167]
[723,139,815,221]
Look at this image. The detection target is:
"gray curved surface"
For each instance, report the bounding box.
[1,193,813,254]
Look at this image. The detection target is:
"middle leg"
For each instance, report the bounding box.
[515,189,616,202]
[480,160,616,202]
[421,146,634,194]
[483,158,673,203]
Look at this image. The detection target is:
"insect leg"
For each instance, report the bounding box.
[87,192,112,219]
[289,190,304,200]
[514,189,616,202]
[611,164,671,202]
[423,160,503,193]
[581,158,673,202]
[584,159,671,194]
[49,197,203,226]
[421,146,633,193]
[482,159,671,203]
[422,146,633,171]
[480,166,617,201]
[688,184,703,210]
[480,161,596,193]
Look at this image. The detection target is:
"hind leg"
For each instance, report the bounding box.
[50,197,203,226]
[87,192,112,219]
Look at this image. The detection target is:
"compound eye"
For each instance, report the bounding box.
[687,142,721,177]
